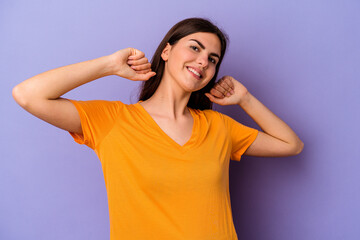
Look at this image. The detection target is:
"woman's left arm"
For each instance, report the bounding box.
[205,76,304,157]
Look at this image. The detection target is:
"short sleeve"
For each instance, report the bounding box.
[66,99,122,150]
[220,113,259,161]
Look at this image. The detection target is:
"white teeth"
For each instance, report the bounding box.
[188,67,201,77]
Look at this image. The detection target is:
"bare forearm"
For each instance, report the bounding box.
[239,91,303,147]
[13,55,114,103]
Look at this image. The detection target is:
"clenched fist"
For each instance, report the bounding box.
[108,48,156,81]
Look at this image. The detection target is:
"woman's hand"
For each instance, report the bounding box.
[205,75,250,106]
[109,48,156,81]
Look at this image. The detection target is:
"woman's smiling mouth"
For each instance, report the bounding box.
[186,66,202,80]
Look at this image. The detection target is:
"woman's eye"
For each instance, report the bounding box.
[190,46,217,64]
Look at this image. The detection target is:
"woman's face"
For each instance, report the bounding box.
[161,32,221,93]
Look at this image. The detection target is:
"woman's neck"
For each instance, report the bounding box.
[140,77,192,120]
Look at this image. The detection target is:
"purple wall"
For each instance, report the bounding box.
[2,0,359,239]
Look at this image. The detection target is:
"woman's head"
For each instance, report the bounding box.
[138,17,229,110]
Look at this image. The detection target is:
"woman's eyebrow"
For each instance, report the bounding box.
[189,39,220,59]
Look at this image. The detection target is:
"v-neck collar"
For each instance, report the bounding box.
[134,100,198,153]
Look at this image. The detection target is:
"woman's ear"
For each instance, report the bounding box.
[161,43,171,61]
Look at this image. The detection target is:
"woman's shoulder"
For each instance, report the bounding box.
[67,99,129,113]
[191,107,225,120]
[192,107,220,114]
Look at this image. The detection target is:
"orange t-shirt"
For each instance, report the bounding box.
[67,99,258,240]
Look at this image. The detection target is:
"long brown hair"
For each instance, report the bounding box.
[137,17,229,110]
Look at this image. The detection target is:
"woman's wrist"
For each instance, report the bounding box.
[238,90,252,108]
[102,54,118,76]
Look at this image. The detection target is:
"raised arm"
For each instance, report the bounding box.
[235,91,304,157]
[205,75,304,157]
[12,48,155,134]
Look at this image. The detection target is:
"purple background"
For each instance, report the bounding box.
[2,0,359,239]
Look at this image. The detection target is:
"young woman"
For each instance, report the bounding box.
[13,18,303,240]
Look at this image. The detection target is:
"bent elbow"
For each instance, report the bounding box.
[292,141,304,156]
[12,83,36,108]
[12,84,27,107]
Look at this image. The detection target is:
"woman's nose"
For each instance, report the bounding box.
[197,54,209,69]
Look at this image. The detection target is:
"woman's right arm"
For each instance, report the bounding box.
[12,48,155,135]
